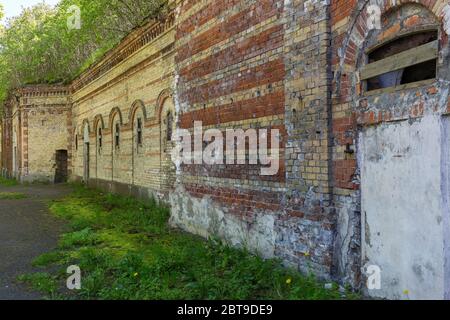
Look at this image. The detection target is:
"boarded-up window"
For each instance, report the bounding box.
[362,31,438,91]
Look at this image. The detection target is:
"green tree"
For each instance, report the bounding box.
[0,0,168,112]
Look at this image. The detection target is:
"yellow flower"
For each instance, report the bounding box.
[286,278,292,285]
[133,272,139,277]
[403,290,410,295]
[304,252,310,257]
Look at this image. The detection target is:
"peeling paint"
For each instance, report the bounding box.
[360,115,446,299]
[169,185,276,259]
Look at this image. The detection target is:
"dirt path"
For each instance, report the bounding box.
[0,184,70,300]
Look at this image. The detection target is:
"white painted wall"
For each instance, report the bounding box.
[440,116,450,300]
[360,115,446,300]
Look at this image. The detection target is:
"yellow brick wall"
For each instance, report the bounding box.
[26,106,70,182]
[71,23,176,196]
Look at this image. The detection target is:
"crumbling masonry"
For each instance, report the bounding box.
[1,0,450,299]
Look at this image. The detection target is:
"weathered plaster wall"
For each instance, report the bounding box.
[360,115,445,299]
[441,115,450,300]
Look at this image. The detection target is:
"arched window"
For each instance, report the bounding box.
[363,30,438,91]
[98,128,103,153]
[166,111,173,141]
[115,123,120,148]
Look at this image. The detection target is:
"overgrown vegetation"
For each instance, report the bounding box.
[19,185,358,300]
[0,192,27,199]
[17,273,59,299]
[0,0,168,111]
[0,176,18,186]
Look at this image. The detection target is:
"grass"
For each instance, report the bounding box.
[19,184,358,300]
[0,192,27,200]
[17,273,60,299]
[0,177,18,187]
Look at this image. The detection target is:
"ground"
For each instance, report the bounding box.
[0,180,357,300]
[0,182,70,300]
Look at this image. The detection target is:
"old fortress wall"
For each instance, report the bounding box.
[2,0,450,299]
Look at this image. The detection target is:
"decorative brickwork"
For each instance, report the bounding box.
[2,0,450,299]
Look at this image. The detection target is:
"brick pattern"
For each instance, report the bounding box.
[173,0,338,278]
[70,22,177,195]
[1,86,71,182]
[2,0,450,291]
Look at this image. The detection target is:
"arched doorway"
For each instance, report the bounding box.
[159,96,176,191]
[130,101,146,186]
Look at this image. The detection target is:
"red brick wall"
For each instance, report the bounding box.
[175,0,286,215]
[172,0,337,279]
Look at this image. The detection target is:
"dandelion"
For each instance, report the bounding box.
[286,278,292,285]
[403,289,410,295]
[304,251,310,257]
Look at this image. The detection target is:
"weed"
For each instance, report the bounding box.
[23,184,359,300]
[0,192,27,200]
[32,252,68,267]
[0,177,18,187]
[18,272,59,299]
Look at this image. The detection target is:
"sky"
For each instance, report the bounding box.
[1,0,60,23]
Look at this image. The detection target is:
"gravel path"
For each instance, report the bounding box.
[0,184,70,300]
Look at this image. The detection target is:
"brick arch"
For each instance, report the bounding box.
[93,114,105,132]
[334,0,447,100]
[156,89,174,123]
[128,99,148,123]
[108,107,123,129]
[159,94,176,140]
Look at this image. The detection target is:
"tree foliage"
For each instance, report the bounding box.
[0,0,167,110]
